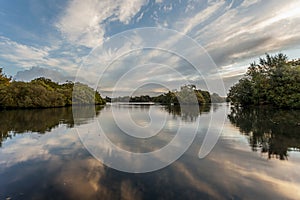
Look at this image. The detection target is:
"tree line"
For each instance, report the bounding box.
[227,53,300,108]
[0,69,105,109]
[1,68,226,109]
[106,85,225,104]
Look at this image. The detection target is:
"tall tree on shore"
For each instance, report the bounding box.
[227,53,300,108]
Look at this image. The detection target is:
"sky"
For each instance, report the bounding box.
[0,0,300,96]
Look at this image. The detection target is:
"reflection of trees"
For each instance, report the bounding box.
[163,104,211,122]
[228,106,300,160]
[0,106,103,147]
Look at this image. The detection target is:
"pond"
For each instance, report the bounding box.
[0,104,299,199]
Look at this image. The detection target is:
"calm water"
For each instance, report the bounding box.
[0,104,300,199]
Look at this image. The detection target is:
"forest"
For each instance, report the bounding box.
[0,69,105,109]
[227,53,300,109]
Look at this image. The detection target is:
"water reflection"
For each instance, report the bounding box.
[228,106,300,160]
[162,104,212,122]
[1,104,300,199]
[0,106,103,147]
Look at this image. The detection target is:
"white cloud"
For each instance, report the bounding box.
[0,36,49,68]
[240,0,261,8]
[163,4,173,12]
[180,1,225,34]
[0,36,48,62]
[75,27,224,96]
[3,0,300,95]
[185,0,300,68]
[118,0,148,24]
[0,36,79,75]
[55,0,148,48]
[136,12,144,23]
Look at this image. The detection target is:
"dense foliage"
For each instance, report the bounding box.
[109,85,224,105]
[227,54,300,108]
[154,85,207,104]
[130,95,152,102]
[152,85,225,104]
[0,70,105,108]
[210,93,226,103]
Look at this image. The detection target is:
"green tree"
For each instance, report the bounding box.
[0,68,11,86]
[228,53,300,108]
[0,71,105,108]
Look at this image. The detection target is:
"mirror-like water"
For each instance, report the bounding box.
[0,104,299,199]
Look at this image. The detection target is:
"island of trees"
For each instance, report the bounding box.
[227,53,300,109]
[107,85,225,105]
[0,68,105,109]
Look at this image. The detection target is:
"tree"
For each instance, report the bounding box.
[0,68,11,86]
[228,53,300,108]
[0,70,106,108]
[227,78,254,105]
[152,85,207,105]
[211,93,225,103]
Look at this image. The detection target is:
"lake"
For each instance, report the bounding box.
[0,104,300,199]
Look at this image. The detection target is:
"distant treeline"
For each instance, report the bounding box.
[227,53,300,109]
[0,68,105,109]
[106,85,226,104]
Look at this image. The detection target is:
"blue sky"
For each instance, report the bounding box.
[1,0,300,96]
